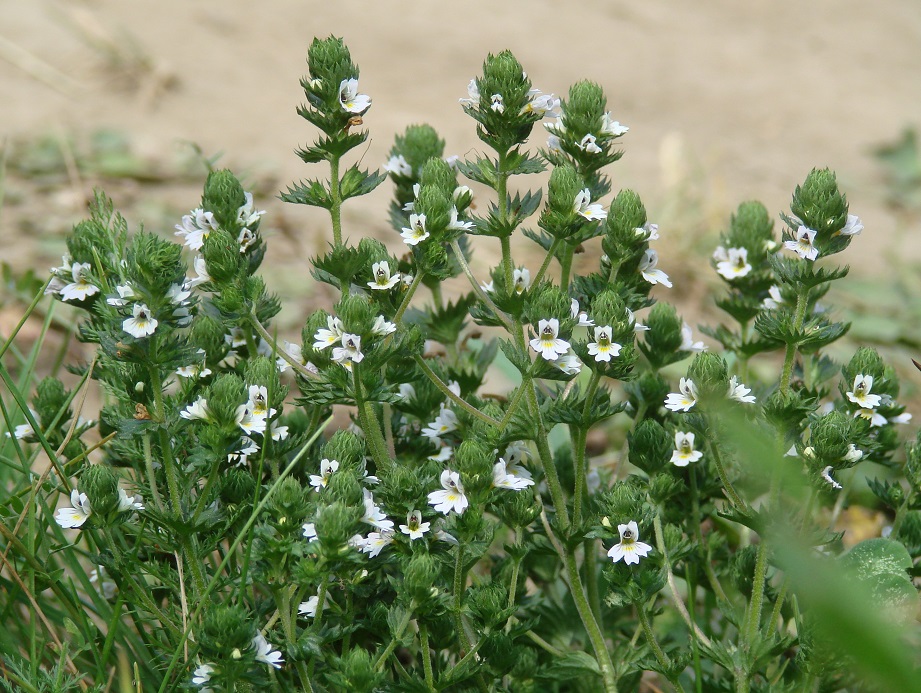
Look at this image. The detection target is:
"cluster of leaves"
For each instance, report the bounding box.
[2,35,920,693]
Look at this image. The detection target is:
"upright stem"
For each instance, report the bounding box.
[352,362,391,473]
[707,436,746,512]
[573,371,602,524]
[419,622,435,691]
[779,288,809,395]
[330,154,342,246]
[453,545,473,651]
[559,243,575,290]
[496,151,514,291]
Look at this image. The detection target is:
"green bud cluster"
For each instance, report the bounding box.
[465,51,540,153]
[786,168,852,258]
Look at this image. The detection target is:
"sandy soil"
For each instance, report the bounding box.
[2,0,920,328]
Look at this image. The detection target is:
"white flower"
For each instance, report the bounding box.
[246,385,274,420]
[576,133,602,154]
[504,441,532,465]
[821,466,843,490]
[180,397,211,422]
[302,522,318,541]
[671,432,703,467]
[492,459,534,490]
[401,213,429,246]
[428,443,453,462]
[553,348,583,375]
[727,376,756,404]
[117,488,144,513]
[546,134,562,153]
[890,412,913,425]
[339,78,370,113]
[600,112,629,136]
[448,206,475,231]
[587,325,622,363]
[399,509,431,540]
[8,422,34,441]
[177,349,212,379]
[490,94,505,113]
[191,663,215,689]
[544,116,566,134]
[635,222,659,241]
[309,458,339,492]
[844,444,864,463]
[638,249,672,288]
[106,283,136,307]
[55,489,92,529]
[298,596,319,618]
[383,154,412,177]
[235,404,267,435]
[270,421,289,441]
[361,489,394,531]
[846,375,881,409]
[607,521,653,565]
[252,633,284,669]
[174,208,217,251]
[368,261,400,291]
[570,298,594,327]
[574,189,607,221]
[422,406,459,439]
[665,377,698,412]
[513,267,531,294]
[398,383,416,401]
[481,280,495,293]
[839,214,863,236]
[459,78,479,106]
[237,228,257,254]
[784,226,819,261]
[530,318,570,361]
[445,155,461,170]
[332,333,364,365]
[59,262,99,302]
[428,470,468,515]
[854,408,887,427]
[362,531,394,558]
[715,247,753,280]
[313,316,344,350]
[123,303,158,339]
[680,323,706,352]
[762,285,784,309]
[523,89,561,118]
[237,191,265,229]
[627,308,649,332]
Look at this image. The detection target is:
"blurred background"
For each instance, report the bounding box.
[2,0,920,378]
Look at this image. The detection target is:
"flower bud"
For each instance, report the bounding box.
[34,377,71,431]
[268,477,310,532]
[127,231,186,297]
[403,553,441,603]
[810,411,853,464]
[336,294,374,336]
[202,170,246,231]
[392,124,445,178]
[419,158,457,197]
[220,469,256,505]
[687,353,729,401]
[628,420,672,475]
[316,502,362,554]
[202,228,244,284]
[843,347,885,385]
[80,464,121,518]
[455,439,494,493]
[325,468,363,507]
[322,430,367,469]
[467,581,509,629]
[493,488,540,529]
[207,373,247,428]
[642,303,683,357]
[331,648,382,692]
[200,604,255,660]
[415,186,452,234]
[603,189,647,261]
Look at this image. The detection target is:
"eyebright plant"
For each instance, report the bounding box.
[3,35,921,693]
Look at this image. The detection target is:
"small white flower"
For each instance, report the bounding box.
[627,308,649,332]
[309,459,339,492]
[727,376,757,404]
[187,256,212,289]
[490,94,505,113]
[428,443,453,462]
[715,247,753,280]
[544,115,566,134]
[839,214,863,236]
[665,377,698,412]
[237,228,257,254]
[368,261,400,290]
[459,78,479,106]
[237,191,265,229]
[587,325,622,363]
[574,189,607,221]
[270,421,289,441]
[339,78,370,114]
[401,214,429,246]
[504,441,532,465]
[890,412,912,425]
[383,154,412,177]
[513,267,531,294]
[106,283,136,307]
[123,303,158,339]
[762,285,784,309]
[59,262,99,302]
[448,206,475,231]
[361,489,394,531]
[180,397,211,422]
[638,249,672,288]
[576,133,602,154]
[252,633,284,669]
[680,323,706,352]
[55,489,92,528]
[8,422,34,440]
[298,596,320,618]
[546,134,562,153]
[635,222,659,241]
[117,488,144,513]
[846,375,881,409]
[313,316,344,350]
[552,348,583,375]
[523,89,561,118]
[362,530,394,558]
[821,466,843,490]
[246,385,274,420]
[492,459,534,490]
[854,408,887,427]
[481,280,495,293]
[844,444,864,463]
[785,226,819,261]
[422,406,459,439]
[174,208,217,251]
[445,155,461,170]
[570,298,594,327]
[332,333,364,365]
[302,522,318,541]
[191,663,215,689]
[600,112,629,137]
[428,470,468,515]
[607,520,653,565]
[399,509,431,540]
[671,432,703,467]
[235,405,267,435]
[530,318,571,361]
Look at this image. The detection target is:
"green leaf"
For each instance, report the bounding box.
[538,651,601,678]
[339,165,387,201]
[279,178,332,209]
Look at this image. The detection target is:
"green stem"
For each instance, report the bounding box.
[563,550,619,693]
[559,243,575,290]
[498,381,528,430]
[393,270,424,324]
[779,288,809,395]
[637,602,680,690]
[531,236,562,287]
[526,383,570,531]
[374,608,413,671]
[412,355,500,428]
[585,538,602,626]
[419,622,435,691]
[496,150,514,291]
[707,436,746,512]
[352,361,391,474]
[453,545,473,651]
[573,371,601,524]
[449,240,515,332]
[330,154,342,246]
[690,466,729,603]
[276,585,315,692]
